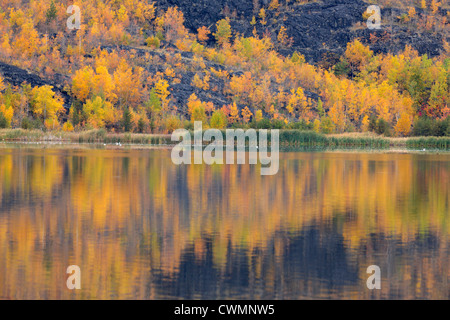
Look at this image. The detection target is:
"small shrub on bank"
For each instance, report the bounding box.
[412,117,449,137]
[0,113,9,128]
[146,36,160,48]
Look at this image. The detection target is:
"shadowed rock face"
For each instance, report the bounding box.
[155,0,368,62]
[0,61,71,108]
[155,0,447,63]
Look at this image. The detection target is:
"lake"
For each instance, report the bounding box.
[0,145,448,299]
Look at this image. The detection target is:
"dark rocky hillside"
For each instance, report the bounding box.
[101,45,319,116]
[0,0,448,123]
[0,61,71,107]
[155,0,448,63]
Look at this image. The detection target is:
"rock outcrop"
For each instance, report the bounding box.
[156,0,448,62]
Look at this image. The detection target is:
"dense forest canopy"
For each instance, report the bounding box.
[0,0,449,136]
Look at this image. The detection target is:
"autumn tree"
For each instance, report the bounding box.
[287,87,309,119]
[344,40,373,76]
[0,76,5,92]
[431,0,441,15]
[259,8,267,26]
[113,60,143,108]
[31,85,64,124]
[210,110,227,128]
[191,73,210,91]
[0,104,14,128]
[0,34,12,59]
[269,0,280,11]
[226,102,240,124]
[241,106,253,123]
[83,96,115,128]
[13,20,40,58]
[197,26,211,45]
[72,66,95,102]
[163,7,187,43]
[214,19,232,47]
[277,26,292,48]
[408,7,416,20]
[187,93,207,124]
[154,79,171,113]
[93,66,116,102]
[135,2,156,24]
[421,0,427,10]
[395,113,412,136]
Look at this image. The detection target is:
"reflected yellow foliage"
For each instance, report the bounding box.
[0,147,448,299]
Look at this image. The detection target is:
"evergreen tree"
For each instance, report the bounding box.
[46,0,57,23]
[122,107,132,132]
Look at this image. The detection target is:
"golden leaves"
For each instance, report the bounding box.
[31,85,64,121]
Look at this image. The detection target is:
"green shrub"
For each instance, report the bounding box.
[0,113,9,128]
[368,115,378,132]
[183,120,194,131]
[289,119,313,130]
[334,58,350,77]
[209,110,227,129]
[137,117,146,133]
[376,118,391,136]
[412,118,433,136]
[146,36,160,49]
[412,117,449,136]
[251,118,271,129]
[21,117,32,129]
[320,117,335,134]
[271,119,285,130]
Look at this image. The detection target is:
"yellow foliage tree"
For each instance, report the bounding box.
[269,0,280,11]
[395,113,412,136]
[0,76,5,92]
[0,104,14,127]
[227,102,240,124]
[13,20,40,58]
[31,85,64,123]
[187,93,207,124]
[259,8,267,26]
[287,87,308,118]
[431,0,441,15]
[214,19,232,47]
[408,7,416,20]
[83,96,116,128]
[255,109,263,122]
[421,0,427,10]
[241,106,253,123]
[277,26,290,47]
[72,66,95,102]
[345,39,373,74]
[113,60,142,107]
[154,79,171,112]
[93,66,116,103]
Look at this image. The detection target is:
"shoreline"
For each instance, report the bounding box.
[0,129,449,151]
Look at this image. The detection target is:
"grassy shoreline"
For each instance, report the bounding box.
[0,129,449,150]
[0,129,174,145]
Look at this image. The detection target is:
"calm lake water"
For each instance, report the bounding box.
[0,145,448,300]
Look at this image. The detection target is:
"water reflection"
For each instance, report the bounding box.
[0,146,448,299]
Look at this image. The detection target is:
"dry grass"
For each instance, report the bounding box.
[0,129,174,145]
[327,132,410,146]
[1,129,448,150]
